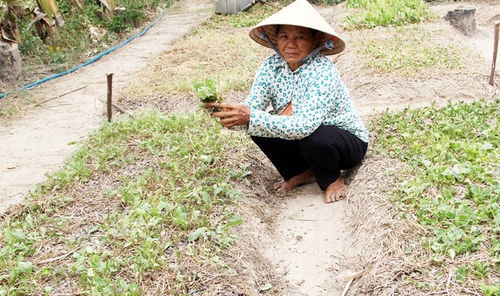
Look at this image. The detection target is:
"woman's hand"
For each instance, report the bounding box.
[205,102,251,128]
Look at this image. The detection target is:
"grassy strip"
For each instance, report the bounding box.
[354,25,466,77]
[371,99,499,294]
[0,110,254,295]
[343,0,433,30]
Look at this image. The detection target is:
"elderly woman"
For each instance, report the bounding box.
[206,0,368,203]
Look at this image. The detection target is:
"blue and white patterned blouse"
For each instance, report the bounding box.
[244,53,369,143]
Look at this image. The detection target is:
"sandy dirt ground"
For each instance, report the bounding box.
[260,184,352,295]
[0,0,498,295]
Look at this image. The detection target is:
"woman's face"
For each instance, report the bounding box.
[276,25,316,71]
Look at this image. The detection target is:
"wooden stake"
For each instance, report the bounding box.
[107,73,114,122]
[489,21,500,86]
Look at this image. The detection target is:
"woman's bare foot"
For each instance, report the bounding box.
[273,169,316,193]
[324,177,346,203]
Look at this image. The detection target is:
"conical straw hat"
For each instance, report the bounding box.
[249,0,345,55]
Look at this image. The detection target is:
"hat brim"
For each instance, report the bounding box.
[248,0,346,55]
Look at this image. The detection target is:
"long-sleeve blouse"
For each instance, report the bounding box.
[244,53,369,143]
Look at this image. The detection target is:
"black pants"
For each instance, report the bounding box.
[251,125,368,191]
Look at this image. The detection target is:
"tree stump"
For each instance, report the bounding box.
[0,42,22,83]
[444,7,477,36]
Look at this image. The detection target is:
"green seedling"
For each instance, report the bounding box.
[192,78,220,103]
[192,78,224,113]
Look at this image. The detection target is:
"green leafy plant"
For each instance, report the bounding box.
[192,78,225,114]
[343,0,433,30]
[0,110,253,294]
[192,77,223,104]
[12,0,167,74]
[371,99,499,293]
[107,2,148,33]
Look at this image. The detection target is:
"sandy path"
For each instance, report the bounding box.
[0,0,214,212]
[262,184,350,295]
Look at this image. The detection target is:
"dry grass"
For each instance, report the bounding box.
[119,26,271,111]
[341,153,431,295]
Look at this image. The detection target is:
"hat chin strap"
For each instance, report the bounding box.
[298,39,334,64]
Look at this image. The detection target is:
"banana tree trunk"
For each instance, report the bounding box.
[36,0,64,26]
[1,2,23,44]
[99,0,116,17]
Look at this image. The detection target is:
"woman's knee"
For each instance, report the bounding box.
[300,127,331,152]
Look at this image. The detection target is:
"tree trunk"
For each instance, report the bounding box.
[0,42,22,83]
[444,7,477,37]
